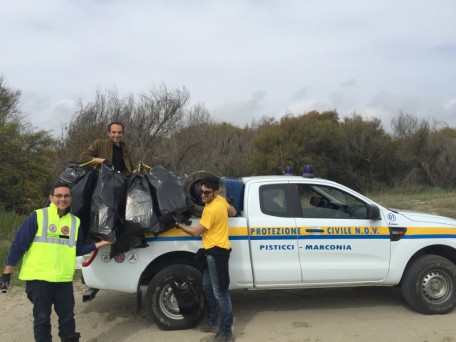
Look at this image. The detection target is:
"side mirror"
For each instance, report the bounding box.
[366,204,381,220]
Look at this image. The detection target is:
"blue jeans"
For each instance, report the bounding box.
[25,280,76,342]
[203,254,233,336]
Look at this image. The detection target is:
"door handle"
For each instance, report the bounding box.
[306,228,324,233]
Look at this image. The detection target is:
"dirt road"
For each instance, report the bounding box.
[1,283,455,342]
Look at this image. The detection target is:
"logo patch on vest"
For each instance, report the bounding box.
[61,226,69,235]
[49,224,57,233]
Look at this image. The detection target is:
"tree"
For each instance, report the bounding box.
[0,77,55,213]
[57,84,190,172]
[391,113,456,189]
[251,111,343,178]
[339,114,395,191]
[158,105,255,177]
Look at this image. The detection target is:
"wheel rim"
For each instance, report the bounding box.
[420,270,453,304]
[159,283,183,320]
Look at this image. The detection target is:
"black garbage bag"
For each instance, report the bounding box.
[89,162,128,242]
[169,280,199,315]
[116,172,159,252]
[125,172,160,234]
[146,166,193,234]
[55,163,98,241]
[110,230,148,257]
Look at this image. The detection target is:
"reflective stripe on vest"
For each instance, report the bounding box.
[18,205,79,282]
[33,207,77,247]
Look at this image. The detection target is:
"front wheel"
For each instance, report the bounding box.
[401,255,456,314]
[145,264,205,330]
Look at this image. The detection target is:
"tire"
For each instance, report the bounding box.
[401,255,456,314]
[183,171,226,217]
[145,264,205,330]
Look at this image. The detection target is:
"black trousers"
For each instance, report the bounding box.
[25,280,76,342]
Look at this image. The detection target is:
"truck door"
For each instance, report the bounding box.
[294,183,391,283]
[246,181,302,286]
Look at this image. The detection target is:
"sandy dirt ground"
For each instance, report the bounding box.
[1,282,456,342]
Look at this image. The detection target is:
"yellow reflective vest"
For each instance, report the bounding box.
[19,203,80,282]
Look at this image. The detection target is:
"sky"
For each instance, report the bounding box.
[1,0,455,136]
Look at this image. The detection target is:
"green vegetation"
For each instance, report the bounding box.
[3,75,456,215]
[1,77,55,214]
[370,188,456,219]
[0,211,26,287]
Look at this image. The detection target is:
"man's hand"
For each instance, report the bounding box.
[91,157,105,165]
[172,215,182,228]
[102,159,113,168]
[172,215,192,228]
[95,240,114,249]
[1,273,11,293]
[173,216,182,228]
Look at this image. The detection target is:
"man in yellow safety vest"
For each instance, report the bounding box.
[0,183,112,342]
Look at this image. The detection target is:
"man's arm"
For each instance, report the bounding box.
[76,228,113,256]
[176,222,207,237]
[228,205,237,217]
[1,212,38,293]
[79,139,105,165]
[4,212,38,271]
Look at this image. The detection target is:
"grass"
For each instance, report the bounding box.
[0,211,26,288]
[0,211,26,241]
[369,188,456,219]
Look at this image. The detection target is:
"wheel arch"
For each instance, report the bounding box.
[400,244,456,284]
[139,251,201,286]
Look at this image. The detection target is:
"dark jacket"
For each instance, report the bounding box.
[79,138,134,176]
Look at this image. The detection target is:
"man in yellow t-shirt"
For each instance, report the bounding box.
[177,176,237,342]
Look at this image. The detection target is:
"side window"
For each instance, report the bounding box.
[259,184,292,217]
[296,184,368,219]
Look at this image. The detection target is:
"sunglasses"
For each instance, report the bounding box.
[53,194,72,199]
[201,190,214,196]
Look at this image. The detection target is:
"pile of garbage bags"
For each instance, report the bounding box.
[54,162,194,253]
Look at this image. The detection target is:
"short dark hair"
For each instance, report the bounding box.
[201,176,220,191]
[51,182,71,195]
[108,121,124,133]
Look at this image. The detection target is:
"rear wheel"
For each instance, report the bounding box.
[401,255,456,314]
[145,264,205,330]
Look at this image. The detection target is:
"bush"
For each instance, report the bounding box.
[0,211,27,288]
[0,210,26,241]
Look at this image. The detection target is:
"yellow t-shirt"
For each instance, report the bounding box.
[199,195,231,250]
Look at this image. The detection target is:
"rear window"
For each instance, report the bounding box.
[259,184,293,217]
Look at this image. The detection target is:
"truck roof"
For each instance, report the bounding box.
[240,175,338,186]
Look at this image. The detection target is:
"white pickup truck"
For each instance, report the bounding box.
[81,174,456,330]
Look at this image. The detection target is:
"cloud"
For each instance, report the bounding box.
[444,99,456,113]
[210,90,268,126]
[1,0,456,136]
[21,91,77,135]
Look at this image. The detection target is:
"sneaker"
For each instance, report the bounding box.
[196,322,218,333]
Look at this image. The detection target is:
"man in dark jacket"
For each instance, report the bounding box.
[79,122,134,176]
